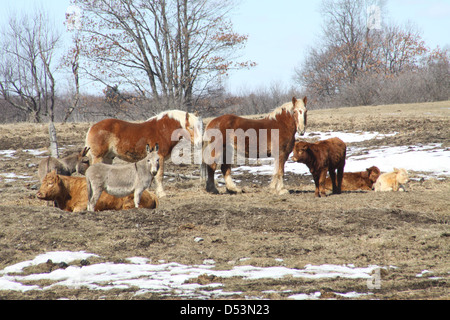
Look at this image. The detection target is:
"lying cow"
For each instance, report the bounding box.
[36,170,158,212]
[325,166,381,191]
[374,168,409,192]
[38,147,90,182]
[86,144,160,211]
[292,137,346,197]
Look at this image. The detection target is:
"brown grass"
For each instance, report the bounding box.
[0,100,449,300]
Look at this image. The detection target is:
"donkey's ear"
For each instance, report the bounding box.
[303,96,307,106]
[82,147,90,156]
[146,144,151,153]
[292,97,297,105]
[155,143,159,152]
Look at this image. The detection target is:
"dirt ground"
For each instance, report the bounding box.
[0,100,449,300]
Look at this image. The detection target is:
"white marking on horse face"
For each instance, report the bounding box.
[294,108,307,136]
[193,123,203,147]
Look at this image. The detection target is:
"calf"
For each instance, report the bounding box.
[38,147,90,182]
[86,144,159,211]
[292,137,346,197]
[325,166,381,191]
[36,171,158,212]
[374,168,409,192]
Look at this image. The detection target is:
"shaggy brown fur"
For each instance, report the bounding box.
[324,166,380,191]
[292,137,346,197]
[36,171,158,212]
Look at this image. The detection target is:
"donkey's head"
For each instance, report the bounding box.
[75,147,90,175]
[145,144,160,176]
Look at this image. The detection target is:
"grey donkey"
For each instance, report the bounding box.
[85,144,159,211]
[38,147,90,182]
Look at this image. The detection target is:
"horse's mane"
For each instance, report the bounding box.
[147,110,199,129]
[266,100,304,120]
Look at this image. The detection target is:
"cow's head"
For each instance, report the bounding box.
[291,141,309,163]
[36,170,61,200]
[366,166,381,183]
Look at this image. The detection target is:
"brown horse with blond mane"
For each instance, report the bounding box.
[204,97,307,195]
[85,110,201,197]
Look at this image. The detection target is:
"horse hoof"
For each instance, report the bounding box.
[157,191,167,198]
[226,187,242,194]
[277,188,288,196]
[206,185,220,194]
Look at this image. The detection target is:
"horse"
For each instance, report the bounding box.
[203,96,307,195]
[85,110,202,198]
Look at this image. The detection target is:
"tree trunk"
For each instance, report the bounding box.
[48,121,59,158]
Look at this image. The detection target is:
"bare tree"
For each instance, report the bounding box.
[70,0,254,112]
[295,0,429,107]
[0,10,60,123]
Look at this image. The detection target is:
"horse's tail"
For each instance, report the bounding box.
[201,120,225,168]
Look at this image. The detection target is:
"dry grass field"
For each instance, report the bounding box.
[0,100,448,300]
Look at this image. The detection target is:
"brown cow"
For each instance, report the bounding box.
[36,171,158,212]
[292,137,346,197]
[38,147,90,182]
[324,166,380,191]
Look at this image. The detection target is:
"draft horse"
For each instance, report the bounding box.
[85,110,202,197]
[204,97,307,195]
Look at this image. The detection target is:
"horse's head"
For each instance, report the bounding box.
[292,96,307,136]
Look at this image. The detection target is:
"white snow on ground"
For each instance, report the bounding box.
[232,131,450,178]
[302,131,398,143]
[2,130,449,182]
[0,150,17,159]
[0,131,448,298]
[0,172,33,183]
[0,251,386,299]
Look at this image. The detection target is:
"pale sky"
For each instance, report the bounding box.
[1,0,449,95]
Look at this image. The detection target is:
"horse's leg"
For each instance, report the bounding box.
[154,155,166,198]
[206,162,219,194]
[269,157,281,190]
[89,149,113,164]
[222,163,241,194]
[270,153,288,195]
